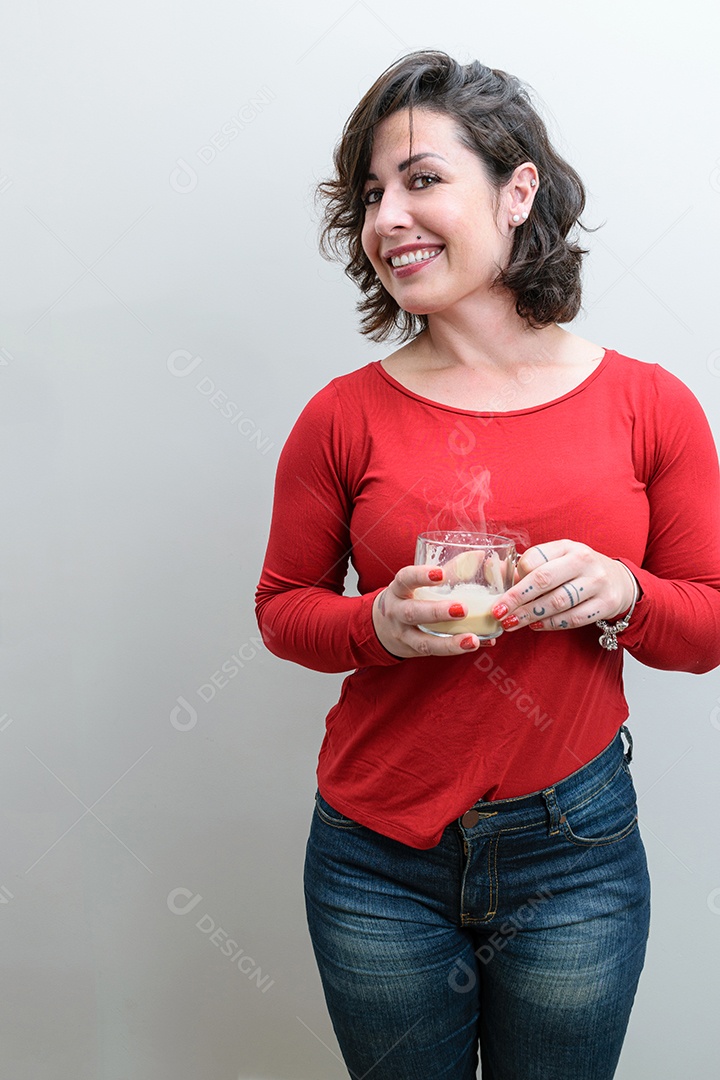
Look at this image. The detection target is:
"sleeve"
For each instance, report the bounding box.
[254,380,404,673]
[615,365,720,673]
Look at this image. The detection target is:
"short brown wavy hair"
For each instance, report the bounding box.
[318,50,590,342]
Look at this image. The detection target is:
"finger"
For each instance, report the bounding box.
[515,540,571,579]
[519,598,606,632]
[405,629,497,656]
[384,567,469,628]
[406,597,475,629]
[393,562,447,597]
[498,581,592,630]
[492,552,579,619]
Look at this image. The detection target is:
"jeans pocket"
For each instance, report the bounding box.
[314,791,364,830]
[559,761,639,848]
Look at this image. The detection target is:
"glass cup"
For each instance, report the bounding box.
[414,531,517,639]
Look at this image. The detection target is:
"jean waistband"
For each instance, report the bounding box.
[460,726,632,829]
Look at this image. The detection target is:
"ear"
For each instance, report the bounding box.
[505,162,539,229]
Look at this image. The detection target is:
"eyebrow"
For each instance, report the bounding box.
[365,152,449,182]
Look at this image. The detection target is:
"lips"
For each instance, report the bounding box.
[383,243,444,264]
[389,247,442,268]
[383,244,444,278]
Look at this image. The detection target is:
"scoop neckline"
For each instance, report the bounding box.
[372,348,614,417]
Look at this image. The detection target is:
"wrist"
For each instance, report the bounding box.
[371,588,406,660]
[596,562,640,652]
[614,561,640,619]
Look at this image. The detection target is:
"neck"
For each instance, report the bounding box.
[420,291,566,373]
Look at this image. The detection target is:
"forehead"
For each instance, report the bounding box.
[368,107,468,168]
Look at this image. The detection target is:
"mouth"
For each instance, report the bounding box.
[383,245,444,277]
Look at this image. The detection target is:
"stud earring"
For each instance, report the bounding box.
[512,214,520,222]
[530,179,536,187]
[522,212,528,219]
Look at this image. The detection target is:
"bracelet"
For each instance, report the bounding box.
[596,563,639,651]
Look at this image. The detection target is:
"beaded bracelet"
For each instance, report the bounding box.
[596,563,640,651]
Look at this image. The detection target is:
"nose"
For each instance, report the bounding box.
[373,185,414,237]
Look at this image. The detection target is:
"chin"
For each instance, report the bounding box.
[398,300,443,316]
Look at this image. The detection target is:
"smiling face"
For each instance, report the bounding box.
[360,108,517,318]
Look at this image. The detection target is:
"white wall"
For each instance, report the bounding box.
[1,1,719,1077]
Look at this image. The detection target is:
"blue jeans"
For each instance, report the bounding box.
[304,727,650,1079]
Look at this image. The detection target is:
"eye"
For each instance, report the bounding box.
[409,171,441,190]
[362,187,382,207]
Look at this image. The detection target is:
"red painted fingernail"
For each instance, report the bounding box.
[501,615,519,629]
[492,603,509,619]
[460,636,477,650]
[428,569,443,582]
[528,621,544,630]
[449,603,465,618]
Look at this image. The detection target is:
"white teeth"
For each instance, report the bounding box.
[390,248,440,268]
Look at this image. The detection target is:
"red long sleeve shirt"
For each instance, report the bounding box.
[256,350,720,847]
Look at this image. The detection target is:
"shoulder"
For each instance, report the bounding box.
[294,361,397,428]
[604,350,707,416]
[280,362,384,462]
[302,362,381,406]
[605,350,717,476]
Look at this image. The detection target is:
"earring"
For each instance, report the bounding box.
[530,179,536,187]
[512,214,520,222]
[522,212,528,219]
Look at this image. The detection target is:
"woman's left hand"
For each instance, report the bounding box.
[490,540,637,633]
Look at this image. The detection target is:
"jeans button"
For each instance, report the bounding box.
[461,809,480,828]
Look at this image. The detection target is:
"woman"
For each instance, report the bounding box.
[255,51,720,1079]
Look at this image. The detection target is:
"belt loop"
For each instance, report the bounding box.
[542,787,562,835]
[620,724,633,764]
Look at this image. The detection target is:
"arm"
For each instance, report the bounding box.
[255,382,401,673]
[494,365,720,673]
[255,381,494,671]
[610,365,720,671]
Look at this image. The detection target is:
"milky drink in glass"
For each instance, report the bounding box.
[414,533,517,639]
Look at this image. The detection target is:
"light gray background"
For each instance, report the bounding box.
[1,1,719,1077]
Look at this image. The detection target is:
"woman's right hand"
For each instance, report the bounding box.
[371,565,496,658]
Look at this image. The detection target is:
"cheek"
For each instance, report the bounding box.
[360,219,377,261]
[360,225,385,278]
